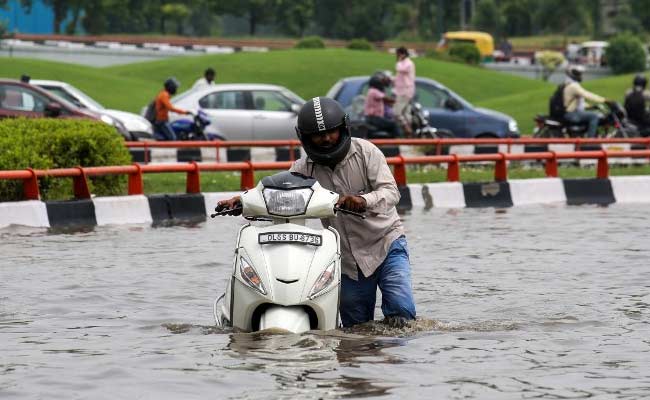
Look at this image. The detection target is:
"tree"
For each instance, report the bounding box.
[500,0,535,37]
[161,2,190,35]
[276,0,313,37]
[606,33,647,74]
[535,0,591,39]
[216,0,278,36]
[471,0,501,35]
[612,3,643,35]
[630,0,650,33]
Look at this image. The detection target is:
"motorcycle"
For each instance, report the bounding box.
[170,109,215,141]
[404,100,455,139]
[349,99,454,139]
[211,171,364,333]
[533,101,639,139]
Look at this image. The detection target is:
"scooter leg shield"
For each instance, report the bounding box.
[259,306,311,333]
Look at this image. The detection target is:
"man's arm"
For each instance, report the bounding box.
[575,84,605,105]
[161,93,188,115]
[359,144,400,214]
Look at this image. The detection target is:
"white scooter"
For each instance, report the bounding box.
[212,171,364,333]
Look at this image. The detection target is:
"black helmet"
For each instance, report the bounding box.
[368,73,385,91]
[566,65,584,82]
[295,97,351,166]
[633,74,647,89]
[164,77,180,95]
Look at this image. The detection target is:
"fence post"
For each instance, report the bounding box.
[494,153,507,181]
[597,150,609,179]
[23,168,40,200]
[128,163,144,195]
[545,151,558,177]
[393,156,407,186]
[73,167,91,199]
[436,139,442,156]
[215,141,221,163]
[447,154,460,182]
[186,161,201,193]
[241,161,255,190]
[144,141,150,164]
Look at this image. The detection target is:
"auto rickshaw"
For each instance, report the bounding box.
[437,31,495,62]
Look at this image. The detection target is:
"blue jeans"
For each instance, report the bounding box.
[340,236,416,327]
[565,111,600,138]
[154,121,177,141]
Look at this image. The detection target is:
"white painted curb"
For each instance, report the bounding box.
[0,200,49,228]
[423,182,466,208]
[509,178,567,206]
[93,195,153,226]
[610,176,650,203]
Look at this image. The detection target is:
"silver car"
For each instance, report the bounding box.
[31,79,154,141]
[169,84,304,141]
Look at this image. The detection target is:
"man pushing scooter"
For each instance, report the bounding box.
[217,97,416,328]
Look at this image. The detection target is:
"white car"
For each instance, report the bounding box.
[31,79,154,141]
[168,84,304,141]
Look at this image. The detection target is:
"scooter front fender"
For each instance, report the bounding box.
[259,306,311,333]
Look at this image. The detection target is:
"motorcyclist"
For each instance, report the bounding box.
[217,97,416,328]
[153,77,190,141]
[624,74,650,136]
[363,72,400,137]
[563,65,609,138]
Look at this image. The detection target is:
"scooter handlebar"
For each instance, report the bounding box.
[210,205,243,218]
[334,206,366,219]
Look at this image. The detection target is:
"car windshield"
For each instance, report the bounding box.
[39,85,104,111]
[280,89,305,105]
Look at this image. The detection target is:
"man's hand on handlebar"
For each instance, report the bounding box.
[337,195,367,213]
[215,196,242,216]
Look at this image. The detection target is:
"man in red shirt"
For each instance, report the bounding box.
[154,77,190,141]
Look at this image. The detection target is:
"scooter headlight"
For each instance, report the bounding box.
[240,257,266,295]
[263,188,313,217]
[309,261,336,299]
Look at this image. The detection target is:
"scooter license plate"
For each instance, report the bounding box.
[258,232,322,246]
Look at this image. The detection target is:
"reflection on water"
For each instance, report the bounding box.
[2,205,650,399]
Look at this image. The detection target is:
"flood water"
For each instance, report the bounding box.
[1,204,650,399]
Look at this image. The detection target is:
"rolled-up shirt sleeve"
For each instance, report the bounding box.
[289,158,309,175]
[360,146,400,214]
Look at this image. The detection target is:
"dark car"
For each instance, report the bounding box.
[0,79,131,140]
[326,76,520,139]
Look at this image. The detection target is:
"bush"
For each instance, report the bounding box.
[347,38,374,51]
[0,119,132,201]
[448,42,481,65]
[425,49,464,64]
[294,36,325,49]
[606,34,647,74]
[535,51,566,81]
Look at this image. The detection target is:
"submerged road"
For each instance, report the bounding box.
[1,204,649,399]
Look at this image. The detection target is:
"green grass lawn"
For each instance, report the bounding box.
[0,48,638,136]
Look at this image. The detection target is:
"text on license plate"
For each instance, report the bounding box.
[258,232,322,246]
